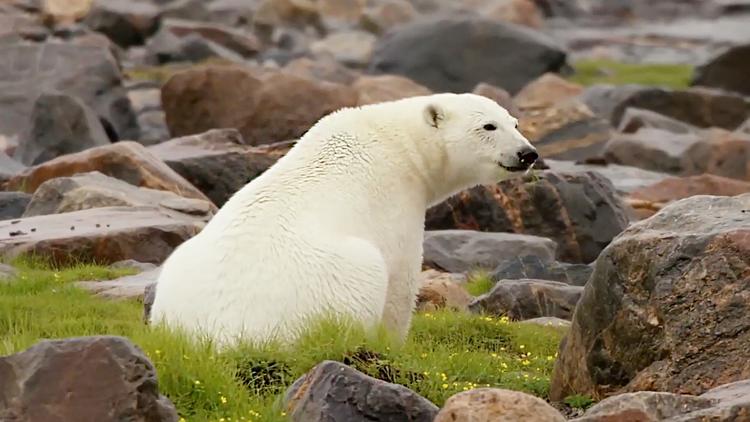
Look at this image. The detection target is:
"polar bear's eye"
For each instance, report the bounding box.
[483,123,497,131]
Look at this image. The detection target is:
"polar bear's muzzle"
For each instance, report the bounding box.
[499,146,539,172]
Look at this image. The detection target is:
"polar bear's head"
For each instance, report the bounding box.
[420,93,538,188]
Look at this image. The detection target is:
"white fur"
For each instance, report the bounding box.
[149,93,535,347]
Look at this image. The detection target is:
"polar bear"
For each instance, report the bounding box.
[149,93,538,347]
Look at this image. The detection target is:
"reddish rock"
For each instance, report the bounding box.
[487,0,544,28]
[353,74,431,106]
[3,141,210,203]
[162,65,359,145]
[435,388,565,422]
[473,82,520,116]
[550,193,750,401]
[0,206,204,266]
[515,73,584,108]
[360,0,416,34]
[427,171,630,264]
[416,270,472,312]
[0,336,178,422]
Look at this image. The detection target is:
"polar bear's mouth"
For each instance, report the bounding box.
[498,163,529,173]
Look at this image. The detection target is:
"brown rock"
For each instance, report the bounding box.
[487,0,544,28]
[311,30,376,67]
[0,336,178,422]
[617,108,698,135]
[42,0,93,24]
[360,0,417,34]
[515,73,584,108]
[571,391,713,422]
[416,270,472,312]
[353,74,431,106]
[158,18,261,58]
[0,206,204,266]
[473,82,520,116]
[3,141,210,203]
[628,174,750,219]
[550,193,750,401]
[162,65,359,145]
[148,129,281,206]
[23,171,216,218]
[282,56,359,84]
[427,171,630,264]
[434,388,565,422]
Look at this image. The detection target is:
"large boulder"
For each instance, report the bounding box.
[13,92,111,166]
[284,360,439,422]
[368,16,568,95]
[0,336,178,422]
[434,388,565,422]
[490,255,593,286]
[550,193,750,401]
[544,159,671,195]
[610,87,750,130]
[162,65,359,145]
[148,129,283,206]
[23,171,216,218]
[692,44,750,96]
[423,230,558,273]
[0,206,204,265]
[3,141,211,203]
[0,40,139,143]
[469,279,583,320]
[427,171,630,264]
[83,0,161,48]
[0,192,31,220]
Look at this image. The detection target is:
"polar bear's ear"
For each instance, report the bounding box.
[424,104,445,128]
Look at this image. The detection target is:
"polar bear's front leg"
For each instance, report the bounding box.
[382,269,421,341]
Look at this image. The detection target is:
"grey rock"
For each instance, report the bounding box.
[572,391,714,421]
[77,266,162,300]
[145,27,245,65]
[0,262,17,282]
[0,151,25,181]
[23,171,216,218]
[144,282,157,323]
[0,336,178,422]
[578,84,648,122]
[284,360,438,422]
[0,40,139,144]
[0,191,31,220]
[110,259,159,272]
[368,16,568,95]
[544,159,671,194]
[550,193,750,401]
[520,317,571,329]
[469,279,583,320]
[603,128,704,175]
[618,107,699,135]
[14,92,111,166]
[490,255,593,286]
[692,43,750,97]
[84,0,161,48]
[423,230,558,273]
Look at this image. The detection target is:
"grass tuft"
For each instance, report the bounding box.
[1,260,567,421]
[569,59,693,89]
[464,270,495,296]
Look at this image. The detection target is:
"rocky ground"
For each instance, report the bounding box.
[0,0,749,421]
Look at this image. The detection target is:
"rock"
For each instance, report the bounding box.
[604,128,750,180]
[42,0,93,24]
[611,87,750,130]
[617,108,699,135]
[162,65,359,145]
[23,171,216,218]
[543,159,671,195]
[692,44,750,96]
[148,129,281,206]
[360,0,417,34]
[423,230,558,273]
[77,266,162,300]
[352,74,431,106]
[434,388,565,422]
[144,26,246,65]
[110,259,158,272]
[578,84,649,122]
[311,30,376,68]
[284,360,439,422]
[416,270,472,312]
[143,281,156,323]
[571,391,714,422]
[488,0,544,28]
[14,92,111,166]
[0,336,178,422]
[4,141,211,203]
[515,73,584,108]
[473,82,520,116]
[0,192,31,220]
[490,255,593,286]
[83,0,161,48]
[0,152,25,181]
[0,206,204,266]
[0,262,17,282]
[520,317,571,329]
[426,171,630,264]
[368,16,568,95]
[469,279,583,320]
[628,174,750,219]
[153,18,261,59]
[282,56,359,84]
[0,39,139,144]
[550,193,750,400]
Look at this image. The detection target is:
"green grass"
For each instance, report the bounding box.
[464,270,495,296]
[1,260,567,422]
[569,59,693,89]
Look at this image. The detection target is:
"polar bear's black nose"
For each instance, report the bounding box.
[517,147,539,169]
